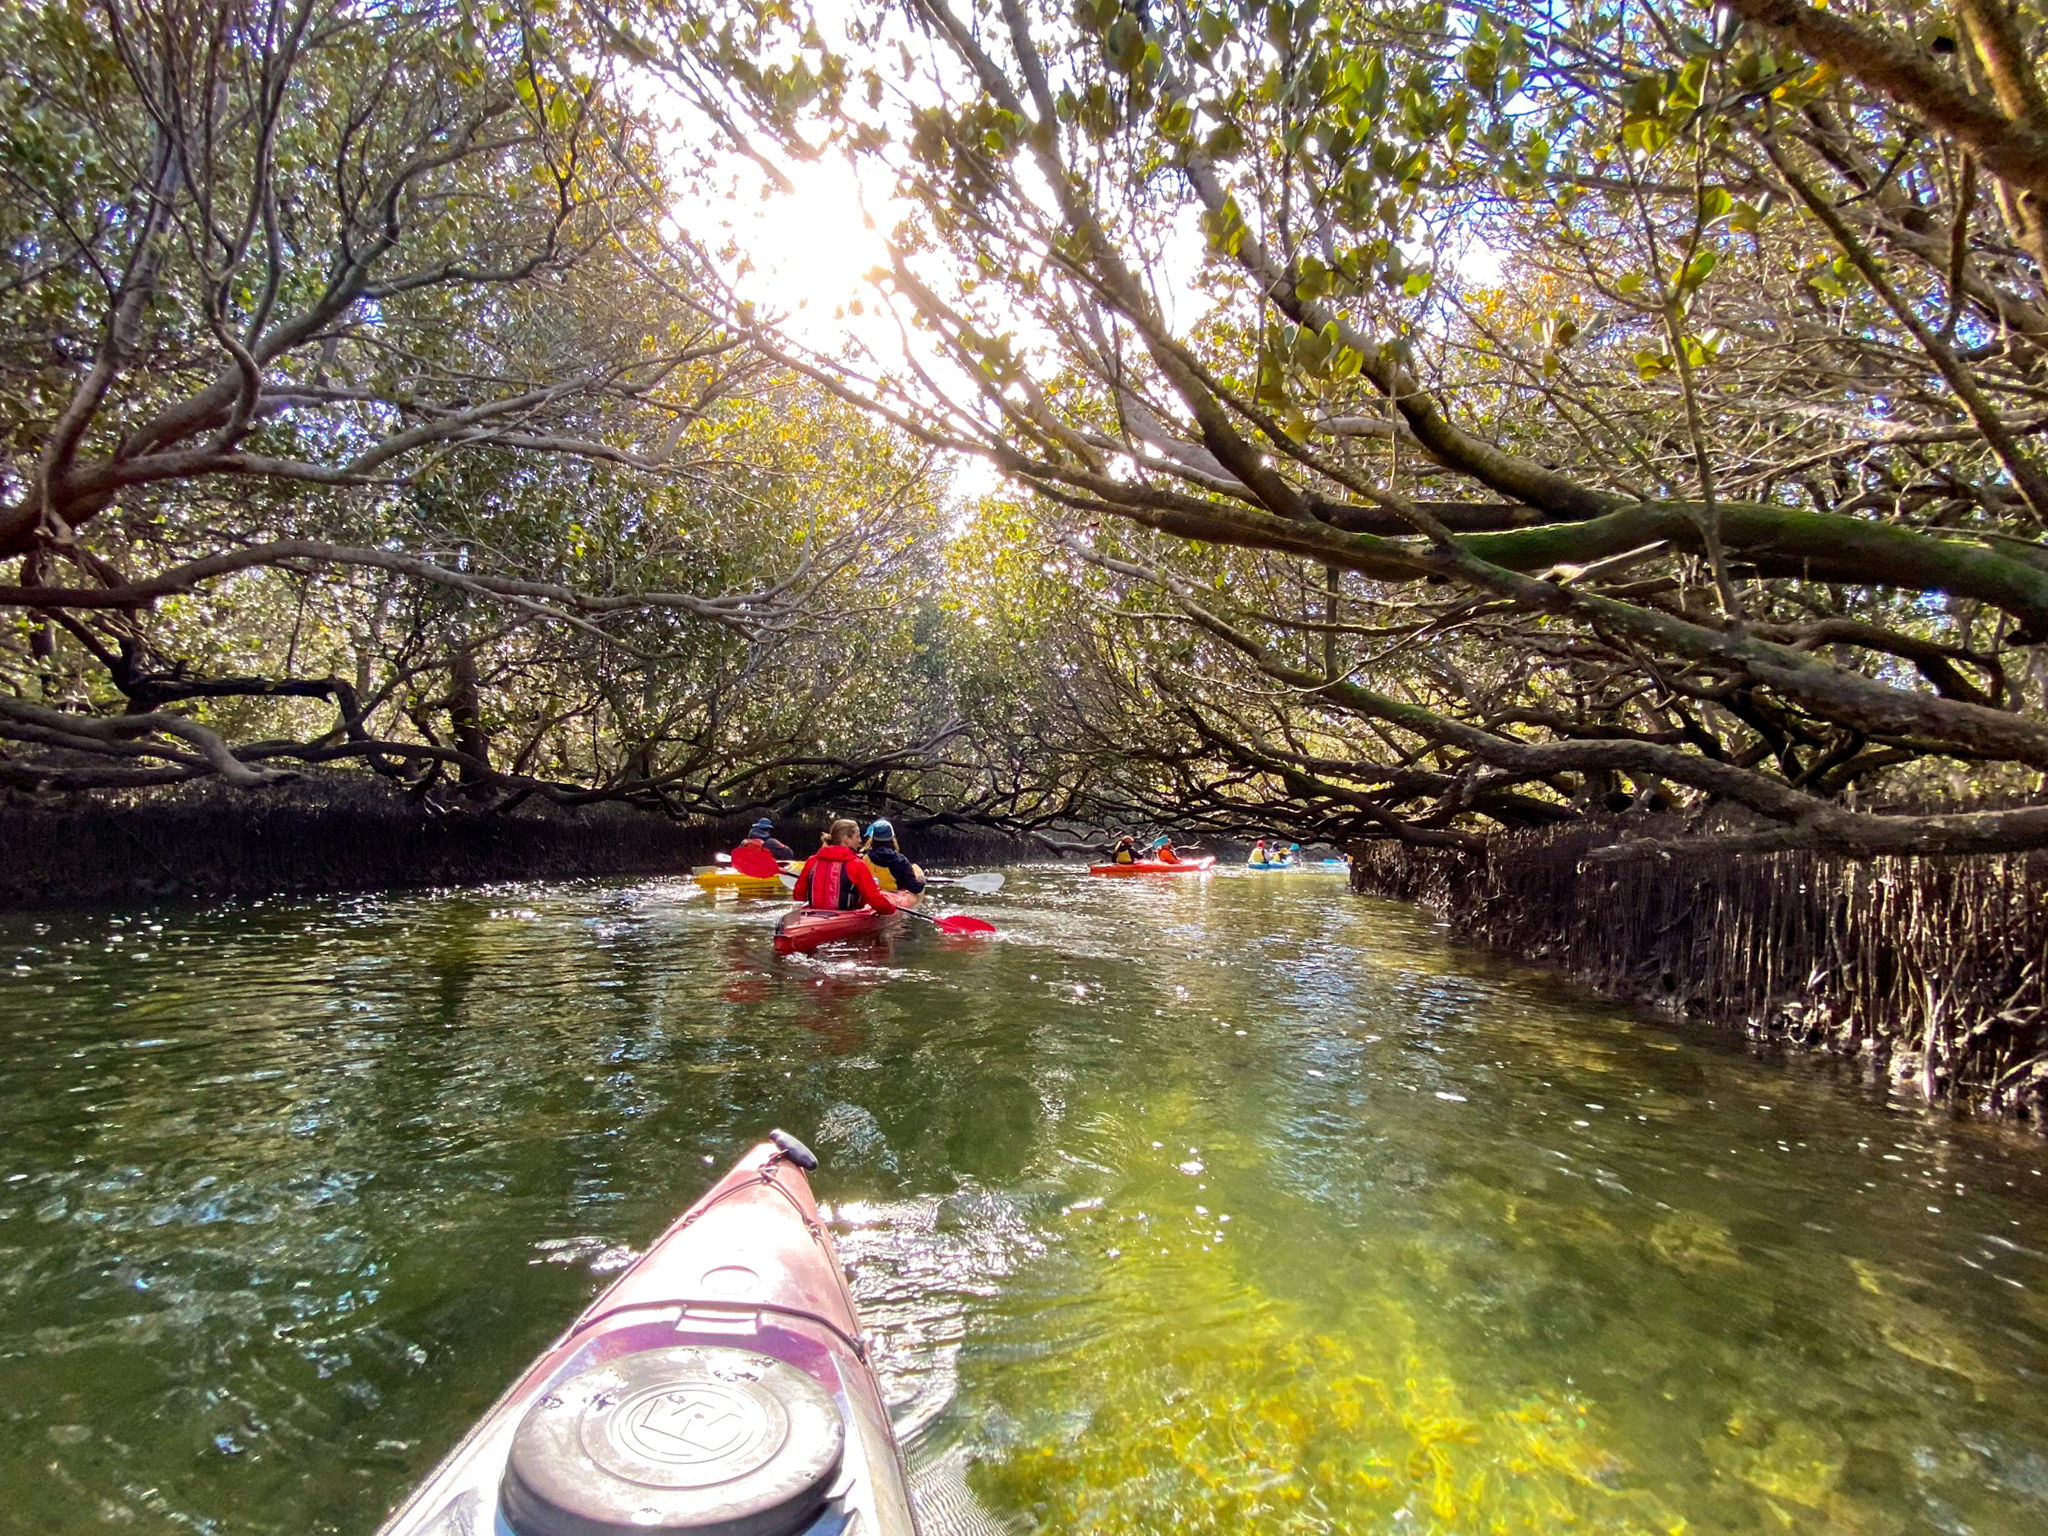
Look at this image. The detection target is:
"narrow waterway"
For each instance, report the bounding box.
[2,867,2045,1535]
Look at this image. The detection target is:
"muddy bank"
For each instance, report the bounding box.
[1351,822,2048,1121]
[0,780,1042,908]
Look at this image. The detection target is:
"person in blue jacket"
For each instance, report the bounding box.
[860,819,927,894]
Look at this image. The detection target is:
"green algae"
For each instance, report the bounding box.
[1647,1211,1743,1270]
[969,1237,1682,1536]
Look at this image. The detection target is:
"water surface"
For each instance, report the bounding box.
[1,868,2044,1534]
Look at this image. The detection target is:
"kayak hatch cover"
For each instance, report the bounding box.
[373,1131,916,1536]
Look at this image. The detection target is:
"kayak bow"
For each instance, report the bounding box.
[374,1131,914,1536]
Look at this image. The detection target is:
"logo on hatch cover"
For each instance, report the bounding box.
[618,1383,765,1465]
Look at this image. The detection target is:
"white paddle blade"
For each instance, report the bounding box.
[714,851,733,864]
[953,872,1006,894]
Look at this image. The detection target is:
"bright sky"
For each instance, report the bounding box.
[705,153,903,354]
[649,5,1512,505]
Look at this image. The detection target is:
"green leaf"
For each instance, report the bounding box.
[1463,42,1498,98]
[1201,194,1247,256]
[1622,117,1671,156]
[1204,119,1245,157]
[1361,53,1388,117]
[1669,56,1708,113]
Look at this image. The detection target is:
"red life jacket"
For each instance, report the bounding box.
[798,845,881,911]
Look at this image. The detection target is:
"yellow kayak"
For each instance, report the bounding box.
[692,867,790,899]
[692,858,896,898]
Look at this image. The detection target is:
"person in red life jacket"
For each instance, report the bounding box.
[1150,836,1182,864]
[792,819,900,915]
[739,816,798,870]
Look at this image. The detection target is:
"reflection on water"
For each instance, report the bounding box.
[1,871,2045,1534]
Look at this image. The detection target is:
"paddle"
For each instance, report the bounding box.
[922,871,1005,894]
[728,844,788,879]
[903,907,997,936]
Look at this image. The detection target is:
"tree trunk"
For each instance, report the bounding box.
[448,645,491,795]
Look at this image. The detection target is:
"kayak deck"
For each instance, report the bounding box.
[773,892,918,955]
[694,868,791,899]
[374,1134,914,1536]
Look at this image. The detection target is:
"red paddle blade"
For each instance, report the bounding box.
[932,914,996,935]
[729,844,784,878]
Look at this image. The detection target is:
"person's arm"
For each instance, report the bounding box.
[849,856,894,913]
[906,860,927,894]
[791,857,814,903]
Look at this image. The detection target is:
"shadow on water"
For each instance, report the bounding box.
[1,868,2045,1534]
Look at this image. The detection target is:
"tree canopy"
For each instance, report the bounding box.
[13,0,2048,855]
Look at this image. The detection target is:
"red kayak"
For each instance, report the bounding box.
[1088,854,1217,876]
[375,1132,915,1536]
[773,892,917,955]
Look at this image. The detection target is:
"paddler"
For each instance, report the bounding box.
[1249,838,1271,867]
[1109,834,1139,865]
[861,818,927,895]
[1150,836,1182,865]
[740,816,798,866]
[793,818,901,914]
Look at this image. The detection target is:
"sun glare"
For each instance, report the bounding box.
[713,155,900,352]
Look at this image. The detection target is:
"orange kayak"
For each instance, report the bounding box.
[772,892,917,954]
[1088,855,1218,876]
[375,1132,915,1536]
